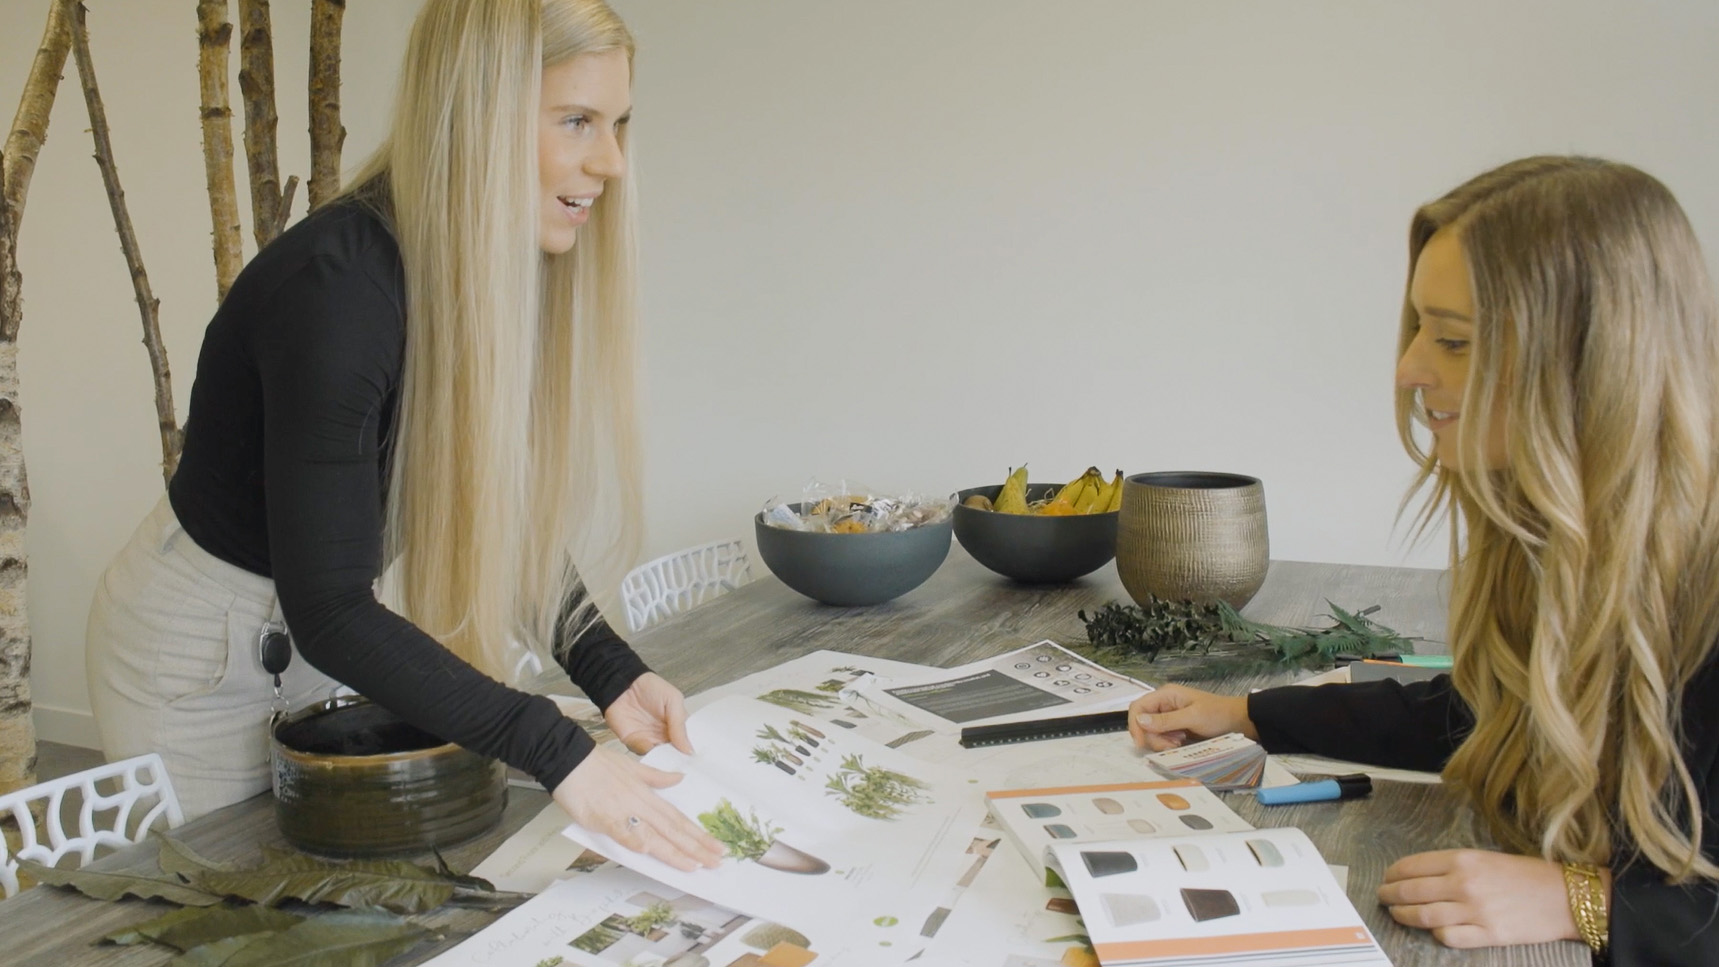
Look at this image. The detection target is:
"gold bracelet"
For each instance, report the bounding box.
[1562,862,1609,953]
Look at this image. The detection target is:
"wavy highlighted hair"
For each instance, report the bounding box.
[1397,156,1719,881]
[339,0,642,678]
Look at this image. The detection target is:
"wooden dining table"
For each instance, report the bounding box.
[3,547,1587,966]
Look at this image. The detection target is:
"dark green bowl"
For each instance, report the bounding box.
[271,697,507,858]
[754,503,952,606]
[954,483,1118,583]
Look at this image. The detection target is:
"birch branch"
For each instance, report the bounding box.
[197,0,243,301]
[308,0,346,209]
[238,0,285,247]
[2,0,74,300]
[71,2,182,485]
[267,173,299,242]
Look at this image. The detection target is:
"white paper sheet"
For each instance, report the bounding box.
[420,865,869,967]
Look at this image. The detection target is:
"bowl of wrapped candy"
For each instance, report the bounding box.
[755,484,953,606]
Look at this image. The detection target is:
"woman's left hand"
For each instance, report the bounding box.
[1377,849,1582,948]
[603,673,695,756]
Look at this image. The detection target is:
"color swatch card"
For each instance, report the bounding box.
[1143,732,1270,790]
[985,778,1254,885]
[1045,827,1392,966]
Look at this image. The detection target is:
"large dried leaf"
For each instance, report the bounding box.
[107,905,304,951]
[106,906,210,945]
[19,859,223,906]
[189,848,453,913]
[212,910,428,967]
[168,933,271,967]
[154,831,240,876]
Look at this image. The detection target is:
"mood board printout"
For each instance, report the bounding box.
[872,640,1149,728]
[1046,827,1391,967]
[561,695,988,960]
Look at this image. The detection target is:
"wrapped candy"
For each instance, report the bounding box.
[761,479,953,534]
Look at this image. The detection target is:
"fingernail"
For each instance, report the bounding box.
[1136,714,1151,725]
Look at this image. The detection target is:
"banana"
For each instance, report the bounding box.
[1050,469,1090,506]
[995,465,1030,514]
[1083,474,1113,514]
[1071,467,1106,513]
[1102,470,1124,512]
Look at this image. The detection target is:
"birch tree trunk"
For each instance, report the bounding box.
[196,0,243,301]
[307,0,345,209]
[71,3,181,486]
[0,0,75,797]
[237,0,285,247]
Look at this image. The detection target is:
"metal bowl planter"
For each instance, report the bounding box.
[270,696,507,858]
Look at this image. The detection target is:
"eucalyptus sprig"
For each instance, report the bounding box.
[1077,595,1414,679]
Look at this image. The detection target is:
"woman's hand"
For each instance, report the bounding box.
[603,672,694,756]
[553,746,725,872]
[1378,849,1586,948]
[1127,684,1256,751]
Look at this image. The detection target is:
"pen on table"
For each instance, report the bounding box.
[1256,773,1372,805]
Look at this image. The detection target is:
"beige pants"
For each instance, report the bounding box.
[86,495,339,820]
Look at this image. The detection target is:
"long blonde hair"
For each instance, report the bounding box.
[1396,156,1719,881]
[339,0,642,677]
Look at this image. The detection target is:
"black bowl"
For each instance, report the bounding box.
[754,503,953,606]
[954,483,1118,583]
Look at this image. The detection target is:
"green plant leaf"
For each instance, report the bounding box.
[19,859,223,906]
[188,849,453,913]
[106,905,210,945]
[154,831,240,877]
[167,932,272,967]
[216,909,430,967]
[108,905,306,952]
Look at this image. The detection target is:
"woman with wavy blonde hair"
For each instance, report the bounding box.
[1129,156,1719,963]
[85,0,723,870]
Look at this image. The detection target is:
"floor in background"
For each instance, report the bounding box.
[34,741,105,784]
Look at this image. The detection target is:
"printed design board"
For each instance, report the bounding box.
[870,641,1150,729]
[561,695,988,959]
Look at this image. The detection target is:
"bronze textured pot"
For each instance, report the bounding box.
[1116,472,1268,610]
[271,696,507,858]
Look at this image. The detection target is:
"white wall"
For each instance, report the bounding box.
[5,0,1717,745]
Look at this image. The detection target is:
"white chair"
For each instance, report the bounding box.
[620,539,753,633]
[0,752,183,898]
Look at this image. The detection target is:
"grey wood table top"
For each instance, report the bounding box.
[3,548,1587,967]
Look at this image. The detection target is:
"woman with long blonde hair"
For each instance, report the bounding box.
[1129,156,1719,964]
[85,0,723,870]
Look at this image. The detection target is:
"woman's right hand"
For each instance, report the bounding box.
[1128,684,1257,751]
[553,745,726,872]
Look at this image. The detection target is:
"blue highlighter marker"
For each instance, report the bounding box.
[1256,773,1373,806]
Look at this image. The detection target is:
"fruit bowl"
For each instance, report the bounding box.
[754,504,952,606]
[954,484,1119,583]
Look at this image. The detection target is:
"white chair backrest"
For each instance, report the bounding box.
[0,752,183,898]
[620,538,753,633]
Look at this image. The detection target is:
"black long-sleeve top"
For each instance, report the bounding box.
[168,191,649,792]
[1249,662,1719,966]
